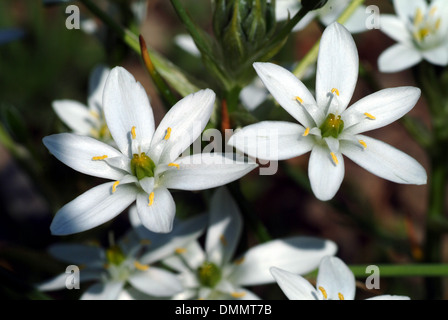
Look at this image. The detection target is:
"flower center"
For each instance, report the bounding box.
[412,7,441,44]
[197,261,222,288]
[319,113,344,138]
[131,152,156,180]
[106,245,126,266]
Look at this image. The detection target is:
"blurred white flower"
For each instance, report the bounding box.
[43,67,257,235]
[229,23,427,201]
[378,0,448,72]
[37,225,193,300]
[276,0,367,33]
[271,256,411,300]
[52,65,113,144]
[163,187,338,300]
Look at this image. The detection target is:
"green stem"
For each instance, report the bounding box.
[292,0,365,79]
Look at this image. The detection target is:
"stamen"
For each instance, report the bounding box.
[331,88,340,96]
[134,261,150,271]
[414,8,423,25]
[429,6,437,16]
[338,292,345,300]
[112,181,120,193]
[175,248,187,254]
[148,192,155,206]
[230,292,246,298]
[234,257,245,265]
[303,127,310,137]
[89,110,100,119]
[295,96,304,104]
[92,155,108,161]
[131,126,137,139]
[364,112,376,120]
[330,152,339,165]
[140,239,151,246]
[103,263,109,269]
[220,235,228,246]
[168,163,180,169]
[359,140,367,149]
[435,18,441,30]
[318,286,328,299]
[164,127,172,140]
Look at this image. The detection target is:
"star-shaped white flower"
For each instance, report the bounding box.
[378,0,448,72]
[228,22,427,201]
[37,221,206,300]
[271,256,410,300]
[162,187,338,300]
[43,66,257,235]
[52,65,113,143]
[276,0,367,34]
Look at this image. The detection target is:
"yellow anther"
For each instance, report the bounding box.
[220,235,228,246]
[436,18,441,30]
[414,8,423,25]
[134,261,150,271]
[359,140,367,149]
[303,127,310,137]
[318,286,328,299]
[148,192,154,206]
[164,127,172,140]
[330,152,339,165]
[230,292,246,299]
[131,126,137,139]
[295,96,304,104]
[331,88,340,96]
[92,155,108,161]
[338,292,345,300]
[78,264,86,271]
[234,257,245,265]
[429,6,437,16]
[168,163,180,169]
[103,263,109,270]
[89,110,100,119]
[175,248,187,254]
[112,181,120,193]
[364,112,376,120]
[140,239,151,246]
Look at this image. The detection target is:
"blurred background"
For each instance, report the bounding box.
[0,0,440,299]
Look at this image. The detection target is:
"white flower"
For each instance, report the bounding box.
[43,66,257,235]
[378,0,448,72]
[276,0,367,34]
[228,22,427,201]
[162,187,338,300]
[36,224,201,300]
[52,65,112,143]
[271,256,411,300]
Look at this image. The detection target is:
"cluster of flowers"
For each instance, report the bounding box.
[39,0,445,299]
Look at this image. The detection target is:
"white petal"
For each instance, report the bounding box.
[308,145,345,201]
[103,66,155,157]
[366,295,411,300]
[52,100,97,135]
[50,182,137,235]
[393,0,427,24]
[270,267,318,300]
[174,34,200,57]
[378,14,412,45]
[341,5,367,34]
[206,187,242,266]
[80,281,124,300]
[378,44,422,73]
[48,244,104,267]
[128,267,183,297]
[292,11,317,32]
[160,153,257,191]
[136,187,176,233]
[37,273,72,292]
[343,86,421,134]
[253,62,321,127]
[316,256,355,300]
[229,237,338,286]
[422,45,448,66]
[340,135,427,185]
[151,89,216,164]
[228,121,314,161]
[316,22,358,113]
[87,64,110,114]
[239,80,268,111]
[43,133,126,180]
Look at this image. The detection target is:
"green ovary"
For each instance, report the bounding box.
[198,261,222,288]
[106,245,126,266]
[320,113,344,138]
[131,152,156,180]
